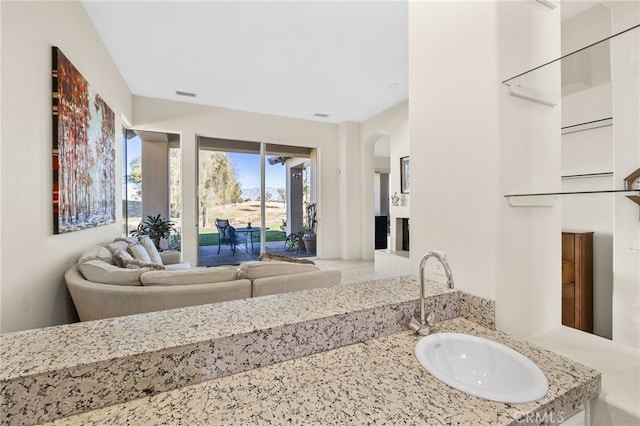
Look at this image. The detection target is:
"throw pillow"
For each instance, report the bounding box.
[138,235,163,265]
[114,236,138,244]
[78,246,114,265]
[127,243,152,264]
[107,240,129,256]
[123,259,165,270]
[113,250,165,270]
[78,259,149,286]
[258,252,315,265]
[237,261,319,280]
[140,266,238,286]
[112,250,134,268]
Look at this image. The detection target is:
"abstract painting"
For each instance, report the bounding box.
[52,47,115,234]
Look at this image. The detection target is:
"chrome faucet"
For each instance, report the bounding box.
[409,251,455,336]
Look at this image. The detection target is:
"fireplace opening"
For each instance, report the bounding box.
[396,218,409,252]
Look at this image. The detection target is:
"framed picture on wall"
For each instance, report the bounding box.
[52,46,116,234]
[400,156,410,194]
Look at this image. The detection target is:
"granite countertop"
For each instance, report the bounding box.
[2,276,463,425]
[2,276,596,425]
[1,276,454,381]
[43,318,600,425]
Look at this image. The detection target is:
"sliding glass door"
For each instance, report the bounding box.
[197,137,314,267]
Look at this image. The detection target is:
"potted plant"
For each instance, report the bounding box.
[130,214,176,251]
[302,203,317,254]
[297,229,308,252]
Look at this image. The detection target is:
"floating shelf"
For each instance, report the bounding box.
[561,172,613,179]
[505,189,639,198]
[561,118,613,135]
[505,189,640,211]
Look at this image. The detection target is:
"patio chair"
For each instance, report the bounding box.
[215,219,246,255]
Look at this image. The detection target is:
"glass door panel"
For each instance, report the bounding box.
[197,138,315,266]
[197,138,261,266]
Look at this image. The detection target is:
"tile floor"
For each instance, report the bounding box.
[198,241,313,267]
[199,241,405,285]
[314,258,401,284]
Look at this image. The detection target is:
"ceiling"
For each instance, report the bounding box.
[82,1,408,124]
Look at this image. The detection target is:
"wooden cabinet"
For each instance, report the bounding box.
[561,231,593,333]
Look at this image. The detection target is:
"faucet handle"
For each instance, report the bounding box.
[409,316,422,332]
[409,311,437,336]
[426,312,436,327]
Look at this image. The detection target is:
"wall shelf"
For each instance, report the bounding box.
[505,189,640,210]
[505,189,639,198]
[561,117,613,135]
[561,172,613,179]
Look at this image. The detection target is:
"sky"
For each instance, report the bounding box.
[228,152,286,190]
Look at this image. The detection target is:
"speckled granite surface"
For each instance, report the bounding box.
[42,318,600,426]
[460,292,496,329]
[2,276,463,425]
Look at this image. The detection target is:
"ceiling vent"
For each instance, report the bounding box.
[175,90,196,97]
[313,113,330,118]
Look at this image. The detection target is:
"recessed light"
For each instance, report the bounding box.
[389,83,399,89]
[314,113,330,118]
[176,90,196,97]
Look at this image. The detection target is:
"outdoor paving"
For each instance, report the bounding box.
[198,241,314,267]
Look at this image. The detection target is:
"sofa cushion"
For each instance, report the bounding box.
[237,261,319,280]
[127,243,152,264]
[78,246,113,265]
[252,270,341,298]
[78,260,149,286]
[159,251,181,265]
[165,262,192,270]
[138,235,163,265]
[140,266,238,286]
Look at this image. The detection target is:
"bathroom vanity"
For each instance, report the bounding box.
[1,277,599,425]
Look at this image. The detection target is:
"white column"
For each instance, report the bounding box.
[338,121,362,259]
[140,137,170,221]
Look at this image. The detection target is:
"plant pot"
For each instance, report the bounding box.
[297,238,306,252]
[302,237,316,254]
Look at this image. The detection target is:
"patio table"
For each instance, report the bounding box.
[234,227,270,252]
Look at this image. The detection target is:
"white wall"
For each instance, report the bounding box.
[409,2,502,299]
[141,137,170,224]
[497,2,562,338]
[360,101,409,259]
[610,2,640,348]
[0,1,133,332]
[373,155,390,172]
[338,121,362,260]
[132,96,342,263]
[410,1,561,337]
[562,3,612,55]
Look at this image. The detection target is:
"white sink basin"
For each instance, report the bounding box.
[415,333,548,403]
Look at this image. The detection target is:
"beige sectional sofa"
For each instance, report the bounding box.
[65,238,341,322]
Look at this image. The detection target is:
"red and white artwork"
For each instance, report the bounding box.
[52,47,115,234]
